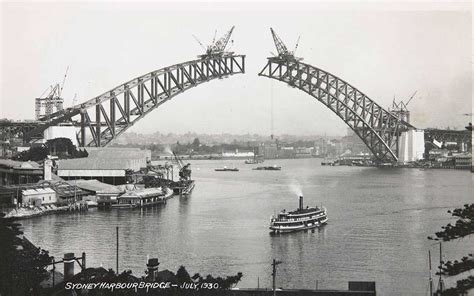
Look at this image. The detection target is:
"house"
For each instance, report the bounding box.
[21,188,57,206]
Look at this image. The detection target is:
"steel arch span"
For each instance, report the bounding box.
[27,55,245,147]
[258,57,413,162]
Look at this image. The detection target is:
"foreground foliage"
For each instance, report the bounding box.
[0,213,52,296]
[428,204,474,295]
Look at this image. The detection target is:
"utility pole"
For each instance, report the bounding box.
[116,226,119,274]
[437,242,444,294]
[272,259,282,296]
[428,250,433,296]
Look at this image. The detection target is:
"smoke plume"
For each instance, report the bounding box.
[289,180,303,197]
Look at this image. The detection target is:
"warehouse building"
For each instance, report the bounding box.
[57,148,151,185]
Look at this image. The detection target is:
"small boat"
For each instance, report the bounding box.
[321,160,335,166]
[215,166,239,172]
[269,195,328,234]
[253,165,281,171]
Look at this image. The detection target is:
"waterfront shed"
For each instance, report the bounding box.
[117,188,165,207]
[21,188,57,205]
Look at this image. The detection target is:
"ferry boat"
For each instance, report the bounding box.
[269,195,327,233]
[215,166,239,172]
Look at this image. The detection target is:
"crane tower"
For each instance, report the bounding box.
[35,67,69,120]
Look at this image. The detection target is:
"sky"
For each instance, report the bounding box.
[0,1,472,137]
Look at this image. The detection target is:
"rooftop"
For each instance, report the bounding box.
[22,188,56,195]
[68,179,123,194]
[2,180,88,198]
[120,188,164,198]
[0,159,41,170]
[85,147,150,160]
[57,158,135,170]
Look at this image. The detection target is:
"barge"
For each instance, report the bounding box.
[253,165,281,171]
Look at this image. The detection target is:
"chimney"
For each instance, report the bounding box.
[44,159,52,181]
[146,258,160,281]
[299,195,303,210]
[63,253,75,281]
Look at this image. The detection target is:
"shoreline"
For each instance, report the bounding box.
[2,203,88,220]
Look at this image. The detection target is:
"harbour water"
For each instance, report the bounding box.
[21,158,472,295]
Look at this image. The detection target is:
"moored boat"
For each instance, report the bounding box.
[269,195,327,233]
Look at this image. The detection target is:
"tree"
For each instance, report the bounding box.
[0,214,52,296]
[14,138,88,161]
[15,145,48,161]
[428,204,474,295]
[189,270,243,290]
[192,138,201,150]
[176,265,191,284]
[46,138,88,158]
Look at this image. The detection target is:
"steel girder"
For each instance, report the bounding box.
[28,55,245,147]
[259,58,413,162]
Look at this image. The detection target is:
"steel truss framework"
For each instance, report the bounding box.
[259,58,413,162]
[28,55,245,147]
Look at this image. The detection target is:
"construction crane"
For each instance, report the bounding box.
[269,28,302,61]
[391,91,417,110]
[59,66,69,98]
[389,91,417,123]
[171,151,192,181]
[195,26,235,59]
[35,67,69,120]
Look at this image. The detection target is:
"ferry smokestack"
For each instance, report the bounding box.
[299,195,303,210]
